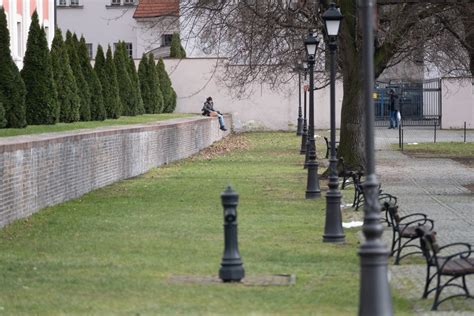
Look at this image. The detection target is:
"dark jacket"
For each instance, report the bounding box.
[389,93,400,111]
[202,101,220,116]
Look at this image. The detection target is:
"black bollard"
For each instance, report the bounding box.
[219,186,245,282]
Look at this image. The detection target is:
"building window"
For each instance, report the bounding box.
[86,43,93,59]
[114,42,133,58]
[58,0,67,6]
[162,34,173,47]
[111,0,120,5]
[70,0,79,6]
[124,0,135,4]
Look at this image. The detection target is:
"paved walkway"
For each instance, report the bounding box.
[373,128,474,315]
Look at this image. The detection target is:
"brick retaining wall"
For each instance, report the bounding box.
[0,116,231,227]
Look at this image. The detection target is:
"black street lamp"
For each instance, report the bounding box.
[296,61,304,136]
[304,32,321,199]
[300,62,308,154]
[322,3,345,243]
[358,0,393,315]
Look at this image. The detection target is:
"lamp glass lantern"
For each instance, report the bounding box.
[304,33,319,57]
[322,3,343,37]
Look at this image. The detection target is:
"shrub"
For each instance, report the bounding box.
[169,33,186,58]
[51,28,80,123]
[21,12,58,125]
[65,31,91,121]
[77,37,106,121]
[104,46,122,118]
[128,57,145,115]
[148,54,164,113]
[138,54,152,113]
[114,42,135,116]
[156,58,176,113]
[0,101,6,128]
[0,8,27,128]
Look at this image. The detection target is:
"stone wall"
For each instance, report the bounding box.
[0,116,231,227]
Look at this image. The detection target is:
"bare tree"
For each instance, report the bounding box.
[179,0,470,167]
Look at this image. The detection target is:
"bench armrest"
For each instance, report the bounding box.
[438,243,472,254]
[439,250,474,270]
[398,218,434,234]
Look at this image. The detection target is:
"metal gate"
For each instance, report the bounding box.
[374,79,442,127]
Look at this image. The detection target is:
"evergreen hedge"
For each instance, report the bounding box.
[95,45,121,119]
[169,33,186,59]
[0,101,6,128]
[0,8,27,128]
[156,58,176,113]
[114,42,135,116]
[128,57,145,115]
[21,12,58,125]
[51,28,80,123]
[65,31,91,121]
[148,54,164,113]
[105,46,122,118]
[78,37,106,120]
[138,54,152,113]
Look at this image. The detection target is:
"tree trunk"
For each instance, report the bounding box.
[337,0,367,170]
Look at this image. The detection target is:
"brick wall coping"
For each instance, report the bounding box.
[0,115,226,153]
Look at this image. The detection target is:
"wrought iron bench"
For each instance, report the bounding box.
[385,203,434,265]
[324,136,339,159]
[416,227,474,311]
[338,157,363,190]
[352,175,395,211]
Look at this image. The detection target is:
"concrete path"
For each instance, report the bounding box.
[373,128,474,315]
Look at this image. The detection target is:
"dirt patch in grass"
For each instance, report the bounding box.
[403,152,474,168]
[464,183,474,193]
[192,133,251,160]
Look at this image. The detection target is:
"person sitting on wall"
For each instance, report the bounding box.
[201,97,227,131]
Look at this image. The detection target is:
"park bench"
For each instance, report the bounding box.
[338,157,363,190]
[324,136,339,159]
[385,203,434,265]
[416,227,474,311]
[352,175,395,211]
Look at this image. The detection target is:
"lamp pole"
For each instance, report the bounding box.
[322,3,345,243]
[300,63,308,154]
[358,0,393,315]
[304,32,321,199]
[297,65,304,136]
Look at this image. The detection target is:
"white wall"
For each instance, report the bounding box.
[57,0,178,59]
[441,78,474,129]
[163,58,344,131]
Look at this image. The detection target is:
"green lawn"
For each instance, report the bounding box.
[400,142,474,157]
[0,113,193,138]
[0,132,414,315]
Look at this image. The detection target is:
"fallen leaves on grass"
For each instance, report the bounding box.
[192,134,251,160]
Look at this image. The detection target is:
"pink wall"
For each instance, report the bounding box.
[43,0,47,19]
[30,0,36,13]
[17,0,23,14]
[2,0,9,12]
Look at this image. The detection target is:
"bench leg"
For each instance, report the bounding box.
[431,275,443,310]
[422,265,432,299]
[394,237,402,265]
[463,275,470,296]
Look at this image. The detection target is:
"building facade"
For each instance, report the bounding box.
[57,0,179,59]
[1,0,55,68]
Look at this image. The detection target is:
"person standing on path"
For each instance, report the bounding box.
[388,89,400,129]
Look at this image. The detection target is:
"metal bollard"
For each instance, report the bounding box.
[219,186,245,282]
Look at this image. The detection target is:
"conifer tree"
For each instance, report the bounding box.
[169,33,186,58]
[114,42,135,116]
[0,101,6,128]
[95,45,118,119]
[65,31,91,121]
[51,28,80,123]
[148,54,164,113]
[128,57,145,115]
[0,8,27,128]
[156,58,176,113]
[102,45,122,118]
[77,36,106,120]
[138,54,152,113]
[21,12,58,125]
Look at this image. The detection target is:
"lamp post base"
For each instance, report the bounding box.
[297,117,304,136]
[305,160,321,199]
